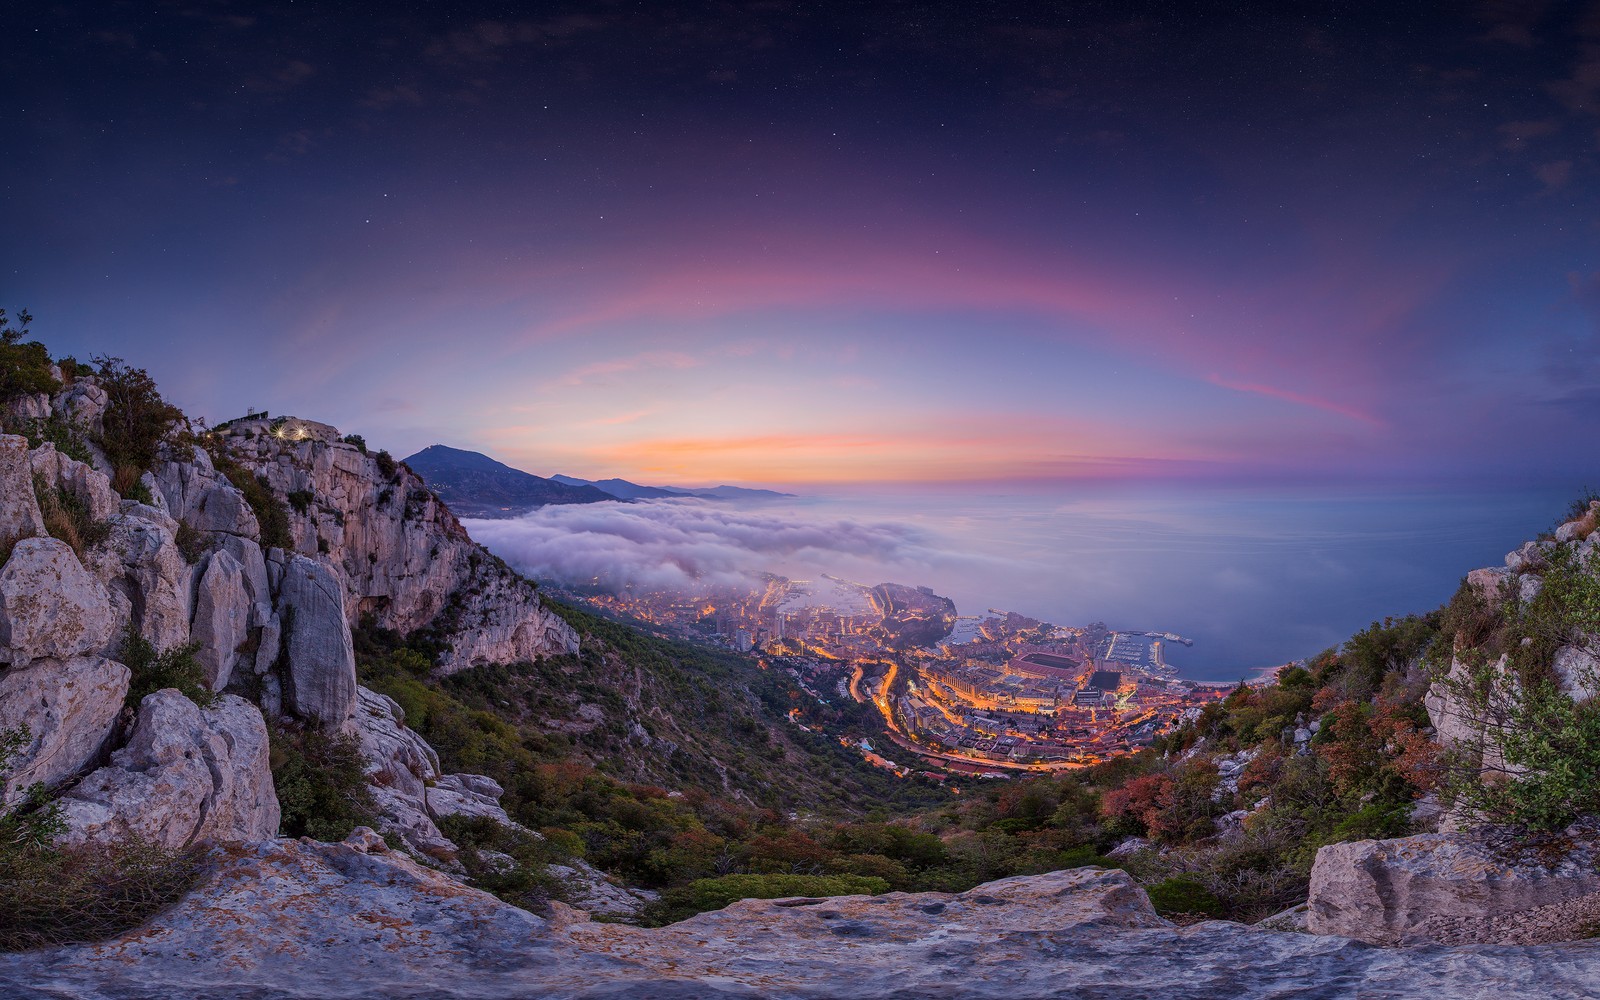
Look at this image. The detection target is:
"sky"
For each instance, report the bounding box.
[4,2,1600,490]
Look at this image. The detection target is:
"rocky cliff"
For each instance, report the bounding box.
[0,375,575,859]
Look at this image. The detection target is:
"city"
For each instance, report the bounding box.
[560,577,1240,777]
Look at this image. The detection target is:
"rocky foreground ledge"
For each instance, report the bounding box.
[3,835,1598,1000]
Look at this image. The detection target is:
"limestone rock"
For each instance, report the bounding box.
[429,772,512,825]
[1307,826,1600,945]
[1552,644,1600,703]
[435,567,581,673]
[50,378,108,435]
[548,858,659,920]
[153,447,259,539]
[0,656,129,806]
[87,511,191,652]
[0,537,114,665]
[56,691,279,849]
[350,686,439,799]
[1466,566,1508,599]
[0,434,45,543]
[369,782,454,855]
[190,548,249,690]
[1255,902,1311,933]
[217,422,579,672]
[277,554,356,725]
[1505,540,1549,573]
[29,443,120,522]
[19,858,1600,999]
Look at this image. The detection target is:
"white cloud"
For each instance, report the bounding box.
[462,497,963,595]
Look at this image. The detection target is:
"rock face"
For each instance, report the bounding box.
[276,554,357,726]
[0,655,129,806]
[190,548,249,689]
[8,850,1600,999]
[217,417,579,672]
[0,434,45,541]
[0,537,114,664]
[55,691,279,849]
[1308,827,1600,945]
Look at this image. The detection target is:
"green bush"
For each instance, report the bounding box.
[174,521,208,564]
[14,415,92,465]
[650,872,890,925]
[1145,876,1224,919]
[269,722,378,841]
[1436,543,1600,830]
[286,489,314,514]
[0,309,57,404]
[120,627,214,709]
[342,434,367,454]
[92,355,184,485]
[436,815,571,912]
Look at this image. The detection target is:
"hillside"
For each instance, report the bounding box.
[403,445,613,517]
[554,472,796,501]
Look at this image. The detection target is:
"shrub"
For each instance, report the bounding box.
[0,309,57,403]
[649,872,890,925]
[14,415,92,465]
[120,474,153,506]
[0,839,203,951]
[92,355,184,475]
[374,450,398,480]
[436,815,571,912]
[341,434,367,454]
[1145,876,1224,919]
[174,521,208,564]
[33,475,110,558]
[286,489,314,514]
[0,726,203,952]
[269,722,378,841]
[1436,544,1600,830]
[120,627,214,708]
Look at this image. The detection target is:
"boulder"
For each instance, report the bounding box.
[88,512,192,652]
[30,443,121,521]
[50,379,108,435]
[190,548,250,690]
[1307,826,1600,945]
[0,434,45,544]
[277,554,357,725]
[0,537,114,665]
[1552,644,1600,703]
[0,655,130,806]
[1505,540,1549,574]
[368,783,455,856]
[56,691,279,849]
[429,773,512,825]
[350,686,439,798]
[547,858,659,920]
[153,449,259,539]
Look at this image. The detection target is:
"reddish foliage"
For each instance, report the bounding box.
[1099,773,1174,831]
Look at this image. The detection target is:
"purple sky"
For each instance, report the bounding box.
[4,3,1599,489]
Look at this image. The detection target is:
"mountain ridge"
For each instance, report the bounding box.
[402,444,614,517]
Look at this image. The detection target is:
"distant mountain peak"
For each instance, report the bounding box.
[403,446,614,517]
[554,474,795,501]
